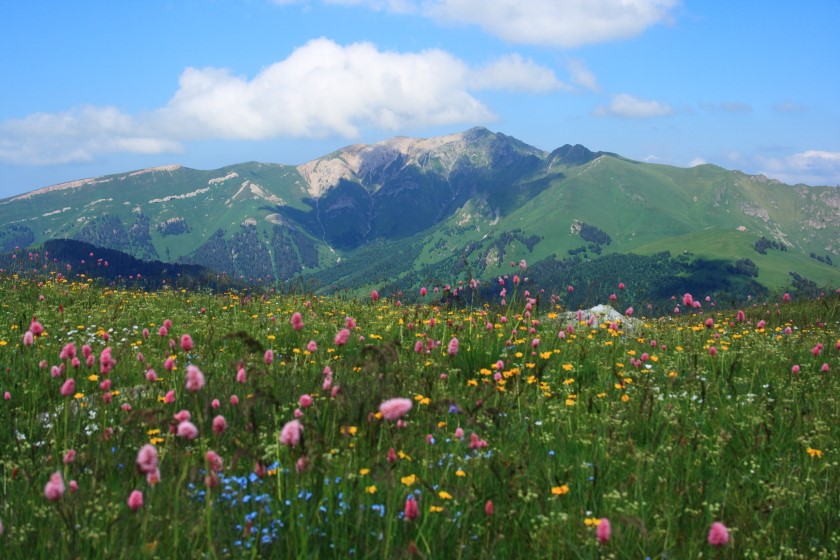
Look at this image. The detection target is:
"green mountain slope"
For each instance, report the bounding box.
[0,127,837,296]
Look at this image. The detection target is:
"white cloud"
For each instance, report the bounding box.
[0,105,181,165]
[689,157,707,167]
[326,0,679,47]
[772,99,807,113]
[155,38,494,139]
[565,58,599,92]
[470,54,569,92]
[699,101,751,113]
[758,150,840,186]
[0,38,571,165]
[594,93,673,118]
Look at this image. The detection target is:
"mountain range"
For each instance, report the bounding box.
[1,127,837,301]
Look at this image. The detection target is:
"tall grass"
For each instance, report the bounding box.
[0,270,837,558]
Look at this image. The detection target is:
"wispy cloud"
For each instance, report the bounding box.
[470,54,570,92]
[322,0,679,47]
[699,101,752,113]
[758,150,840,186]
[0,38,566,165]
[0,106,180,165]
[565,58,600,92]
[594,93,673,118]
[772,99,807,113]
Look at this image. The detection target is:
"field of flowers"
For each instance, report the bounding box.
[0,268,837,559]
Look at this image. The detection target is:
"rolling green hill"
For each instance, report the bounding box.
[1,127,837,299]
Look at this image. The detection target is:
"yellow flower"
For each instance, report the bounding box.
[74,393,85,399]
[365,485,377,494]
[401,474,417,486]
[88,374,99,382]
[429,506,444,513]
[562,363,574,371]
[455,469,466,477]
[438,491,453,500]
[563,378,575,385]
[551,485,570,496]
[621,394,630,402]
[149,437,165,445]
[359,468,370,476]
[806,447,823,458]
[584,517,601,526]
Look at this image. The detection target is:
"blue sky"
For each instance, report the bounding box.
[2,0,839,199]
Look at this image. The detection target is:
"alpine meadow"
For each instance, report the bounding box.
[2,2,840,556]
[0,228,838,557]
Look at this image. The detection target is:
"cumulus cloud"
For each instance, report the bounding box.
[758,150,840,186]
[594,93,673,118]
[154,38,496,140]
[0,38,566,166]
[324,0,679,47]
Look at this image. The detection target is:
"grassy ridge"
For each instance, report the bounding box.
[0,268,838,558]
[1,128,837,294]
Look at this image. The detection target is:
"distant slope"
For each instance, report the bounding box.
[0,127,837,298]
[0,239,240,291]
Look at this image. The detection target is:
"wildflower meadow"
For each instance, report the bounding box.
[0,264,838,559]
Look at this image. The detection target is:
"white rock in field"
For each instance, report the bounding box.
[558,304,642,333]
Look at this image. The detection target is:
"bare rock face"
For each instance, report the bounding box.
[295,128,545,198]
